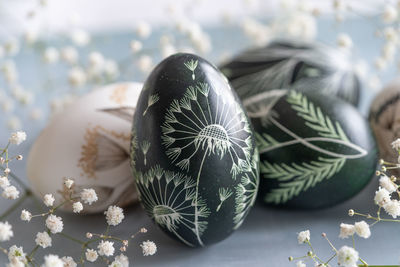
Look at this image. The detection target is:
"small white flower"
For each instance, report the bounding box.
[72,202,83,213]
[130,40,142,53]
[114,254,129,267]
[337,33,353,49]
[88,51,105,68]
[7,257,25,267]
[296,261,306,267]
[42,254,63,267]
[374,57,387,71]
[105,206,125,226]
[392,138,400,150]
[85,249,98,262]
[61,256,77,267]
[45,215,63,234]
[8,245,25,262]
[383,27,398,42]
[337,246,358,267]
[80,188,98,205]
[97,240,115,257]
[140,240,157,256]
[70,29,91,47]
[43,47,59,64]
[109,260,122,267]
[374,187,391,207]
[384,199,400,218]
[2,186,20,200]
[136,21,152,38]
[0,176,10,189]
[354,221,370,239]
[20,210,32,222]
[137,55,153,73]
[383,5,398,23]
[35,231,52,248]
[297,230,310,244]
[380,175,397,193]
[339,223,355,239]
[43,194,55,207]
[61,46,79,64]
[4,37,20,56]
[24,29,39,45]
[68,67,87,87]
[0,222,13,241]
[64,179,74,189]
[9,131,26,145]
[382,42,396,61]
[104,60,119,79]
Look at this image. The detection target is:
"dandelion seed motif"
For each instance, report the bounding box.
[143,94,159,116]
[233,153,259,229]
[136,165,210,247]
[184,59,198,80]
[216,187,233,212]
[161,82,252,179]
[141,140,151,166]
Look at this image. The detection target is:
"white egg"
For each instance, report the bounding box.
[27,82,142,213]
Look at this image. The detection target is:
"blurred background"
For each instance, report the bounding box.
[1,0,400,265]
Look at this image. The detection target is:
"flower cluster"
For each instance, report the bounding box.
[289,137,400,266]
[0,134,156,266]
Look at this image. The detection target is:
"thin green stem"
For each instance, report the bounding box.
[58,232,86,245]
[0,165,29,190]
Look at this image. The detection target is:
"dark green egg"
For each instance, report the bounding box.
[130,53,259,246]
[246,89,377,209]
[220,39,361,106]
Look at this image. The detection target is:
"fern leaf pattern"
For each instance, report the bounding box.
[262,157,345,204]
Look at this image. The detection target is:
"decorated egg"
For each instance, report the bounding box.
[247,89,377,209]
[220,39,361,106]
[370,78,400,175]
[27,82,142,213]
[131,53,259,247]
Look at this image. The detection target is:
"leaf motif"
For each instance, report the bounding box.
[262,157,346,204]
[286,91,349,142]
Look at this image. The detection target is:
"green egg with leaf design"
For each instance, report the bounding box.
[130,53,259,247]
[246,89,377,209]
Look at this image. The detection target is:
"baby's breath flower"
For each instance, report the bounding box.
[61,256,77,267]
[80,188,98,205]
[85,249,98,262]
[16,155,23,160]
[337,246,358,267]
[297,230,310,244]
[45,215,63,234]
[43,194,55,207]
[35,231,52,248]
[296,261,306,267]
[9,131,26,145]
[383,5,398,23]
[337,33,353,49]
[105,206,125,226]
[7,257,25,267]
[43,47,59,64]
[20,210,32,222]
[2,186,20,200]
[68,67,86,87]
[4,168,10,174]
[140,240,157,256]
[354,221,371,239]
[0,222,13,241]
[384,200,400,218]
[136,21,152,39]
[0,176,10,189]
[391,138,400,150]
[137,55,153,73]
[64,178,74,189]
[72,202,83,213]
[339,223,355,239]
[43,254,63,267]
[130,40,142,53]
[140,227,147,233]
[60,46,79,65]
[108,260,123,267]
[88,51,105,68]
[8,245,25,262]
[379,175,397,193]
[374,187,391,207]
[70,29,91,47]
[86,232,93,239]
[97,240,115,257]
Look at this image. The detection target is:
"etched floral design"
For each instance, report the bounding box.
[161,82,253,179]
[216,187,233,212]
[135,165,210,247]
[184,59,198,80]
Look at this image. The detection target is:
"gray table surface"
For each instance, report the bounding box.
[0,18,398,266]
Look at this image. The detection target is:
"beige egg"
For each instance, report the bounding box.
[369,77,400,175]
[27,82,142,213]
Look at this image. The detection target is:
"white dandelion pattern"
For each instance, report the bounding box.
[136,165,210,247]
